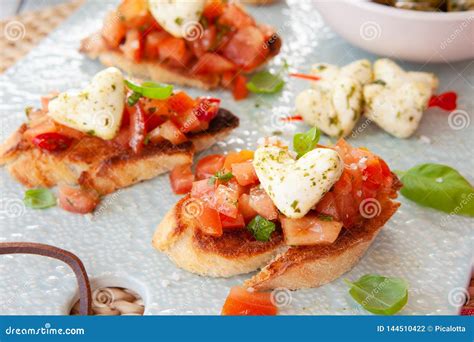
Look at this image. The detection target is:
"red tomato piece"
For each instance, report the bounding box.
[196,205,223,237]
[195,154,225,180]
[127,101,146,154]
[190,179,216,207]
[214,184,239,218]
[194,97,220,122]
[144,31,168,59]
[223,150,254,170]
[249,187,278,220]
[58,185,99,214]
[32,132,73,152]
[159,120,187,145]
[220,212,245,230]
[120,29,144,62]
[231,161,258,186]
[169,164,195,195]
[192,53,236,75]
[203,0,225,21]
[238,193,258,223]
[190,25,217,57]
[159,37,190,65]
[218,4,255,28]
[118,0,150,28]
[280,214,343,246]
[101,11,126,48]
[232,74,249,100]
[171,109,201,133]
[221,287,277,316]
[223,26,268,72]
[167,91,196,115]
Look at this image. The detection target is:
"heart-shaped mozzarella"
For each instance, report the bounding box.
[48,67,125,140]
[253,146,343,219]
[148,0,206,38]
[363,59,438,138]
[295,60,372,138]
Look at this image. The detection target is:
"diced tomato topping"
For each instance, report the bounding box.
[232,74,249,100]
[40,93,59,112]
[220,212,245,230]
[143,112,165,132]
[141,97,171,117]
[102,11,127,48]
[58,185,99,214]
[118,0,153,29]
[32,132,73,152]
[226,178,248,197]
[190,26,217,58]
[111,127,131,149]
[192,53,236,75]
[159,120,187,145]
[249,187,278,221]
[195,154,225,180]
[238,193,258,223]
[120,29,143,62]
[171,109,201,133]
[232,161,258,186]
[169,164,195,195]
[280,214,343,246]
[221,287,277,316]
[127,101,146,154]
[194,97,220,122]
[167,91,196,115]
[159,37,190,66]
[203,0,225,22]
[191,179,216,207]
[223,26,268,72]
[25,117,84,141]
[196,205,223,237]
[223,150,254,170]
[214,184,239,218]
[218,4,255,29]
[315,139,395,228]
[144,31,168,59]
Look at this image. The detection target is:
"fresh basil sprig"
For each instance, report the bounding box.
[293,127,321,158]
[247,215,276,242]
[24,189,56,209]
[246,71,285,94]
[345,274,408,315]
[398,163,474,217]
[125,80,174,101]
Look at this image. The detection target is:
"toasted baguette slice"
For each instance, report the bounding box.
[153,176,401,289]
[81,34,219,90]
[153,195,287,277]
[241,0,278,5]
[0,109,238,195]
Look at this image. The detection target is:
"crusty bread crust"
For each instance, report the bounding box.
[0,109,238,195]
[241,0,278,5]
[153,175,402,289]
[152,195,287,277]
[81,35,219,90]
[244,200,400,290]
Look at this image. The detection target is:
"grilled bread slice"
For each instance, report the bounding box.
[153,175,401,289]
[0,109,238,195]
[153,195,286,277]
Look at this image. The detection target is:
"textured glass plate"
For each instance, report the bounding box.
[0,0,472,315]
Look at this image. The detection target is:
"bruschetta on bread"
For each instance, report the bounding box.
[153,133,401,289]
[0,67,238,213]
[81,0,281,99]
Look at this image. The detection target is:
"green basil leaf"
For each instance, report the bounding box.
[293,127,321,158]
[125,80,173,100]
[246,71,285,94]
[127,91,142,106]
[208,171,233,185]
[345,274,408,315]
[399,163,474,217]
[24,189,56,209]
[247,215,276,242]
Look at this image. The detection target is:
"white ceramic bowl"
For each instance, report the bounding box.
[313,0,474,63]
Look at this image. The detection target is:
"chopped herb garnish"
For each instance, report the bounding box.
[127,91,142,106]
[246,71,285,94]
[24,188,56,209]
[86,130,96,136]
[24,106,33,118]
[175,17,183,25]
[208,170,234,184]
[318,214,333,221]
[247,215,276,242]
[372,79,386,86]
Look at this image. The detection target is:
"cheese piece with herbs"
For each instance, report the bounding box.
[253,145,343,219]
[363,58,438,138]
[148,0,206,38]
[48,67,125,140]
[295,59,372,138]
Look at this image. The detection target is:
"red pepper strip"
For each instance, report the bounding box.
[128,102,146,154]
[428,91,457,111]
[289,73,320,81]
[32,132,73,151]
[280,115,303,122]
